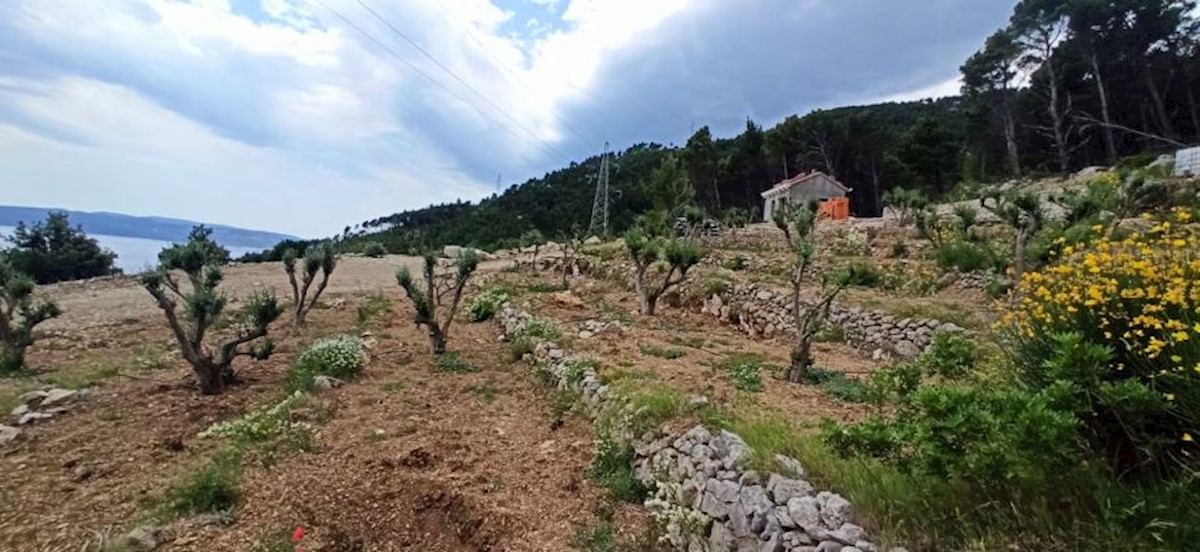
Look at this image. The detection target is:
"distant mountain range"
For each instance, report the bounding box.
[0,206,297,250]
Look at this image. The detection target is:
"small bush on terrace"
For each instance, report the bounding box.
[639,343,685,359]
[718,354,768,392]
[355,291,392,327]
[841,261,882,287]
[517,316,562,341]
[935,240,997,273]
[284,335,365,392]
[152,449,242,521]
[361,241,388,258]
[467,286,510,322]
[0,256,61,372]
[434,351,475,373]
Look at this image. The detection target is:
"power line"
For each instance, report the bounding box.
[428,0,598,152]
[313,0,574,165]
[353,0,579,165]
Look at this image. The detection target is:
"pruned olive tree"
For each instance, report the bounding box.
[882,187,929,227]
[283,241,336,325]
[774,202,851,383]
[396,250,479,354]
[558,226,584,289]
[624,227,704,316]
[981,188,1043,281]
[520,229,545,269]
[0,257,61,373]
[143,227,281,395]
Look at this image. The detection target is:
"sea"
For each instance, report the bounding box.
[0,225,264,274]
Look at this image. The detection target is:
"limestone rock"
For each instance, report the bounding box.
[0,424,19,444]
[313,375,344,390]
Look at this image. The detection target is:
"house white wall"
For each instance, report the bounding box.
[761,173,848,221]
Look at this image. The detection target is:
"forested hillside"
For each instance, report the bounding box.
[258,0,1200,257]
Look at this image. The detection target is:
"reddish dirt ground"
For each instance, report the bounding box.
[0,257,647,551]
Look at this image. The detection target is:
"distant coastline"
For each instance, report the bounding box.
[0,205,298,250]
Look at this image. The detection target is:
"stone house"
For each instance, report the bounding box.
[759,171,850,221]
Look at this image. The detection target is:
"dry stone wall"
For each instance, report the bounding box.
[702,283,963,359]
[496,304,903,552]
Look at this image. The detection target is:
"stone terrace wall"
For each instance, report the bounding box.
[702,283,963,359]
[496,304,902,552]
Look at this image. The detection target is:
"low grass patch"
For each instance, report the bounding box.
[134,344,172,371]
[434,351,476,373]
[639,343,686,360]
[805,368,870,403]
[570,521,627,552]
[150,449,242,522]
[716,354,771,392]
[509,336,536,361]
[43,360,121,389]
[355,291,392,327]
[527,281,569,293]
[668,335,706,349]
[469,378,501,403]
[380,381,405,393]
[518,316,563,341]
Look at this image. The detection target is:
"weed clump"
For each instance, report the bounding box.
[718,354,768,392]
[467,286,511,322]
[639,343,685,359]
[152,449,242,521]
[434,351,475,373]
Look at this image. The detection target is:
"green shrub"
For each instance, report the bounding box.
[722,255,748,271]
[518,316,562,341]
[935,240,997,272]
[718,354,767,392]
[355,291,392,327]
[842,261,883,287]
[564,358,600,386]
[806,368,870,402]
[919,332,977,379]
[824,384,1078,485]
[589,437,647,503]
[284,335,365,392]
[153,449,242,521]
[510,336,536,361]
[814,324,847,343]
[434,351,475,373]
[360,241,388,258]
[639,344,686,359]
[890,240,909,258]
[703,269,734,296]
[467,286,511,322]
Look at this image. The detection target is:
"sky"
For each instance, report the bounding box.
[0,0,1016,238]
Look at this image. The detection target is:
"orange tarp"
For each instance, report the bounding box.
[818,197,850,220]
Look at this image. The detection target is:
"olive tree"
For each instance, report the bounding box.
[774,202,850,383]
[396,251,479,354]
[0,257,61,372]
[521,229,545,269]
[558,227,584,289]
[981,188,1043,281]
[143,227,281,395]
[283,242,336,325]
[882,187,929,227]
[624,227,704,316]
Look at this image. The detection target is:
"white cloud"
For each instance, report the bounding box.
[0,0,1000,237]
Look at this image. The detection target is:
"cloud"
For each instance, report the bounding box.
[0,0,1013,237]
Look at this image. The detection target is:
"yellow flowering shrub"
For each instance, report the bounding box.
[1002,208,1199,473]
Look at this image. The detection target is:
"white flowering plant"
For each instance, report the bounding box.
[285,335,365,392]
